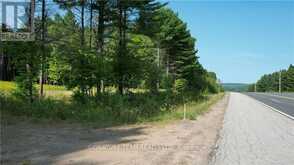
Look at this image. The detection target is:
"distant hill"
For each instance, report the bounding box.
[221,83,249,92]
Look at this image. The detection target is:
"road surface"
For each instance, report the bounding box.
[210,93,294,165]
[245,92,294,118]
[269,92,294,98]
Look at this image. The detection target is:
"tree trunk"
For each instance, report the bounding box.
[118,2,124,95]
[96,0,106,94]
[81,0,85,47]
[89,0,93,48]
[39,0,46,97]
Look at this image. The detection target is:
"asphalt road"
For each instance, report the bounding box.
[210,93,294,165]
[269,92,294,98]
[245,92,294,118]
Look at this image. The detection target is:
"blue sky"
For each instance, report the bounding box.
[165,0,294,83]
[1,0,293,83]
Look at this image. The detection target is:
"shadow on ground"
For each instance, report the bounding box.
[1,121,148,164]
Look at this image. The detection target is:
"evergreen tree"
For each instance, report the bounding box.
[157,8,206,93]
[255,65,293,92]
[135,0,167,38]
[285,64,294,91]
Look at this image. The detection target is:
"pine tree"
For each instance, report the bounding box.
[92,0,112,93]
[54,0,87,47]
[157,8,206,93]
[135,0,166,38]
[285,64,294,91]
[112,0,158,94]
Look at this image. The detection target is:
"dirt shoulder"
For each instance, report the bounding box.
[1,94,229,165]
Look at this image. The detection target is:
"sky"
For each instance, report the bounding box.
[1,0,293,83]
[165,0,294,83]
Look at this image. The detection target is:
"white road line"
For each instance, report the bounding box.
[243,94,294,120]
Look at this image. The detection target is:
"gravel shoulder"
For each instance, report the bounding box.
[210,92,294,165]
[1,94,228,165]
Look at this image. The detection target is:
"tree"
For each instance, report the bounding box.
[54,0,87,47]
[3,42,39,103]
[156,8,206,94]
[47,12,81,89]
[135,0,166,38]
[92,0,112,93]
[285,64,294,91]
[112,0,164,94]
[255,65,293,92]
[205,71,221,94]
[39,0,47,97]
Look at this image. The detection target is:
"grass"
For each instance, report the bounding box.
[142,93,224,124]
[0,81,16,92]
[0,81,67,92]
[1,81,224,128]
[0,81,71,99]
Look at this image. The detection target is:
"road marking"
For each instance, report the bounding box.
[258,93,294,101]
[243,94,294,120]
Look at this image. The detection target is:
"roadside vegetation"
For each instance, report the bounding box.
[1,81,223,127]
[1,1,223,126]
[247,64,294,92]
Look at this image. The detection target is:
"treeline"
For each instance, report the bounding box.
[248,64,294,92]
[1,0,222,102]
[222,83,249,92]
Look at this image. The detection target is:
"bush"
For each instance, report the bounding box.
[1,90,223,127]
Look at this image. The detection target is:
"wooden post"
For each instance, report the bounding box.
[183,103,186,120]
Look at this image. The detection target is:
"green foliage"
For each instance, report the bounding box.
[135,0,167,39]
[174,79,188,94]
[204,72,222,93]
[2,42,40,102]
[1,91,224,125]
[1,1,223,125]
[252,64,294,92]
[156,8,207,94]
[247,84,255,92]
[284,64,294,92]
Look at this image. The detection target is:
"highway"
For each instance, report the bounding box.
[245,92,294,118]
[210,93,294,165]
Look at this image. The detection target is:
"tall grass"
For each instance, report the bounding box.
[140,93,224,123]
[1,89,224,127]
[1,81,224,127]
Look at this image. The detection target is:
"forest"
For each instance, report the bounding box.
[247,64,294,92]
[1,0,223,124]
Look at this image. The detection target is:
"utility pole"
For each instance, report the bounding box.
[254,83,257,92]
[279,70,282,93]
